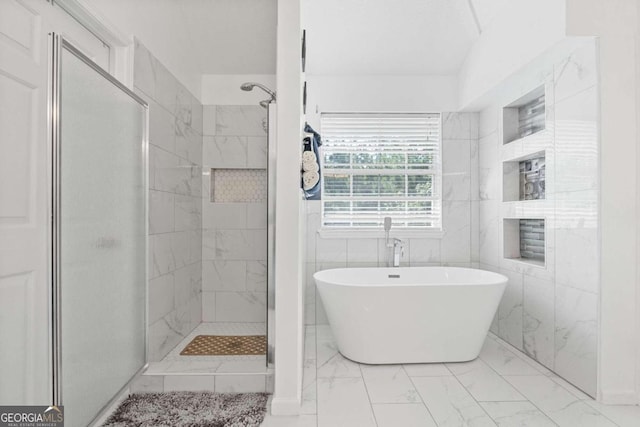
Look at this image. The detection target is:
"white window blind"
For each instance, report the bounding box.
[321,113,441,229]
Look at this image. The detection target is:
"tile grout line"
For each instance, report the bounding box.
[358,364,379,427]
[403,366,440,427]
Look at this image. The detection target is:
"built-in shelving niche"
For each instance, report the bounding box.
[504,218,545,266]
[503,151,546,202]
[210,168,267,203]
[503,85,545,145]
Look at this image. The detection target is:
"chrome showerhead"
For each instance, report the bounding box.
[240,82,276,101]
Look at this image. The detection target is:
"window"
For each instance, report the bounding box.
[321,113,441,230]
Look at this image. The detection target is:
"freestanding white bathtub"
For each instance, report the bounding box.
[314,267,507,364]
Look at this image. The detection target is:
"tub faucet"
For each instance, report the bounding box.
[391,238,404,267]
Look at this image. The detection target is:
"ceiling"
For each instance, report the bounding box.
[88,0,506,87]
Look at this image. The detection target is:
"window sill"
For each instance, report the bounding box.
[317,228,445,239]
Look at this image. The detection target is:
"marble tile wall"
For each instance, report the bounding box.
[134,40,203,362]
[305,112,480,325]
[478,40,599,396]
[201,105,268,323]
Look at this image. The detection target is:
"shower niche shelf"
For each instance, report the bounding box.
[503,151,546,202]
[210,168,267,203]
[503,218,545,267]
[503,85,546,145]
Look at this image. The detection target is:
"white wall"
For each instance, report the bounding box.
[305,75,458,129]
[458,0,566,109]
[565,0,640,404]
[271,0,305,415]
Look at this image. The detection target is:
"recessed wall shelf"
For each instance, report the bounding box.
[504,218,545,266]
[211,168,267,203]
[503,151,546,202]
[503,85,545,145]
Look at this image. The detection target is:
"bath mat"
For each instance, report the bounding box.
[180,335,266,356]
[102,392,268,427]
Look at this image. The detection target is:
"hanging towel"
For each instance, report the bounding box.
[302,123,322,200]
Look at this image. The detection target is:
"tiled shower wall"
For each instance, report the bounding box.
[201,105,268,323]
[305,112,480,325]
[134,40,203,361]
[479,40,599,396]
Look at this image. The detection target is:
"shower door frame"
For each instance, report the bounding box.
[49,34,149,406]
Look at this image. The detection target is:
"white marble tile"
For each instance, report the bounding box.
[149,190,174,234]
[215,375,266,393]
[246,261,267,292]
[304,326,317,361]
[403,363,451,377]
[317,377,376,427]
[172,231,190,270]
[408,239,440,264]
[554,285,597,397]
[247,136,268,168]
[149,273,174,324]
[497,269,524,350]
[201,291,215,322]
[148,99,176,153]
[202,260,246,291]
[442,139,471,174]
[175,158,198,196]
[202,105,217,136]
[554,86,598,194]
[216,360,267,373]
[145,360,222,375]
[202,228,216,260]
[504,375,614,427]
[216,105,266,137]
[215,229,267,261]
[554,41,598,104]
[442,173,471,201]
[191,99,203,135]
[346,238,378,264]
[187,229,202,265]
[148,317,184,362]
[174,194,201,232]
[446,359,525,402]
[479,335,541,376]
[478,201,501,267]
[316,238,347,263]
[204,202,246,229]
[372,404,437,427]
[215,292,266,322]
[153,61,179,116]
[133,40,156,98]
[470,200,480,262]
[317,350,361,379]
[442,112,473,140]
[480,401,556,427]
[247,203,268,229]
[412,376,497,426]
[585,401,640,427]
[261,414,317,427]
[555,226,598,294]
[150,145,180,193]
[440,201,471,262]
[204,136,248,168]
[523,276,555,369]
[131,375,164,393]
[150,233,177,279]
[479,107,499,139]
[361,365,421,404]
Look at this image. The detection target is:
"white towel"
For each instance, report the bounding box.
[302,159,319,172]
[302,150,317,163]
[302,170,319,190]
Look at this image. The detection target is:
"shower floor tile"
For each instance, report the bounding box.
[145,322,267,375]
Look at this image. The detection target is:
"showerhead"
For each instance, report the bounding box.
[240,82,276,101]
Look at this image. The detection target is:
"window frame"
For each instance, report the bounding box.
[319,112,443,237]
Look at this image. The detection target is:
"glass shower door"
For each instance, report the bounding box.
[54,38,147,426]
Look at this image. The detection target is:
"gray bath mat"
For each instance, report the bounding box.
[102,392,268,427]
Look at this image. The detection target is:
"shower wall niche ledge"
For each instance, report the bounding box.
[210,168,267,203]
[503,218,546,267]
[503,151,546,202]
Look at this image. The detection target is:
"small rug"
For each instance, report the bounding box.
[102,392,268,427]
[180,335,266,356]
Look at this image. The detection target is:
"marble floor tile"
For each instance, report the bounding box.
[485,334,551,376]
[585,401,640,427]
[360,365,421,404]
[260,415,317,427]
[412,376,497,426]
[372,403,437,427]
[402,363,452,377]
[317,351,362,378]
[480,401,557,427]
[504,375,616,427]
[446,359,526,402]
[317,377,376,427]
